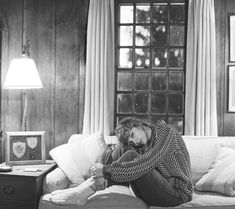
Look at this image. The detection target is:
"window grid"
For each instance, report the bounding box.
[115,0,187,133]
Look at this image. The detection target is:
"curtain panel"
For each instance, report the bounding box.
[83,0,115,136]
[185,0,218,136]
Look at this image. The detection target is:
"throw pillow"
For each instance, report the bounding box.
[49,132,107,187]
[195,147,235,196]
[43,167,69,194]
[67,134,88,144]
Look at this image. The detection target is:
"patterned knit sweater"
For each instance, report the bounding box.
[105,123,193,202]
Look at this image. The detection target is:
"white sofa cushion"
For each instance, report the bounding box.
[49,132,107,187]
[177,191,235,208]
[195,147,235,196]
[39,185,148,209]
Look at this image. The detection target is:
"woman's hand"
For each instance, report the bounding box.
[90,163,104,178]
[93,177,107,191]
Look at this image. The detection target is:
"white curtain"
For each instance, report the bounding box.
[184,0,218,136]
[83,0,115,136]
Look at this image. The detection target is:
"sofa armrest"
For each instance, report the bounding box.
[43,167,69,194]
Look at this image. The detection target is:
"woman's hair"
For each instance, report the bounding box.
[115,117,154,144]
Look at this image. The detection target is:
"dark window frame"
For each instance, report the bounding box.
[114,0,188,133]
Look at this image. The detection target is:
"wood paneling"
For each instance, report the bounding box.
[215,0,235,136]
[223,0,235,135]
[0,0,88,160]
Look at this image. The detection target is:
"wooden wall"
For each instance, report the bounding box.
[215,0,235,136]
[0,0,89,161]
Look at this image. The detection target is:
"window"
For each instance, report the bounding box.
[115,0,187,133]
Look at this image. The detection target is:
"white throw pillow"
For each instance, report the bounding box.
[195,147,235,196]
[67,134,88,144]
[49,132,107,187]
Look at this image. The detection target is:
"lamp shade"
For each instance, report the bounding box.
[3,55,43,89]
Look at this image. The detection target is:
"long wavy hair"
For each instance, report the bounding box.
[115,117,154,144]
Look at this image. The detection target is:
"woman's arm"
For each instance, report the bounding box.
[108,125,177,182]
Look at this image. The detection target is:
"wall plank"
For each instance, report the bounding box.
[0,0,10,162]
[27,0,56,156]
[215,0,226,136]
[0,0,23,162]
[217,0,235,136]
[54,0,80,146]
[2,0,23,132]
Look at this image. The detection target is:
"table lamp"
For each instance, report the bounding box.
[3,44,43,131]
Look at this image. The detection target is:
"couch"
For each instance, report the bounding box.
[39,134,235,209]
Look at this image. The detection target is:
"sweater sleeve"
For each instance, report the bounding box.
[110,125,176,182]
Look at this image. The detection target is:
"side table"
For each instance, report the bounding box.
[0,161,56,209]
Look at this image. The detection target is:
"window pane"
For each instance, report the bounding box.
[136,4,150,23]
[151,94,166,113]
[117,72,132,91]
[117,116,126,125]
[168,116,183,134]
[135,73,149,90]
[170,4,185,24]
[169,71,184,91]
[151,116,167,125]
[117,94,132,113]
[135,115,149,121]
[120,5,133,23]
[134,93,149,113]
[152,48,167,67]
[170,26,184,46]
[120,26,133,46]
[135,26,150,46]
[169,48,184,68]
[152,72,167,91]
[153,4,168,23]
[119,48,133,68]
[168,94,183,114]
[152,25,168,46]
[135,48,150,68]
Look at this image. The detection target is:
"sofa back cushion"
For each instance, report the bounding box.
[183,136,235,184]
[183,137,220,184]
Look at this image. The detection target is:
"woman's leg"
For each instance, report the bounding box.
[111,148,185,207]
[130,169,185,207]
[100,144,184,206]
[99,144,136,187]
[100,144,136,164]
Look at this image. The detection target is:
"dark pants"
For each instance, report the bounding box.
[100,144,187,207]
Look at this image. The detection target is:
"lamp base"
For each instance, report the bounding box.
[22,90,28,131]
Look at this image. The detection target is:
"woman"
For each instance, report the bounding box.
[91,118,193,207]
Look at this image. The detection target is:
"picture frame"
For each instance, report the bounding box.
[228,66,235,112]
[229,14,235,62]
[5,131,45,165]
